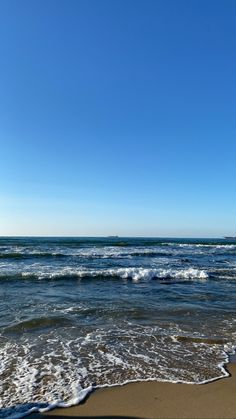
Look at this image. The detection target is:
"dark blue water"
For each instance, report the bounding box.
[0,237,236,418]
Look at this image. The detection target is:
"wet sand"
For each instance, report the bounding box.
[30,363,236,419]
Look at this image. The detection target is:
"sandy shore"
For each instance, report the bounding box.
[30,364,236,419]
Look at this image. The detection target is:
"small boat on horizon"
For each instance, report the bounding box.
[224,236,236,240]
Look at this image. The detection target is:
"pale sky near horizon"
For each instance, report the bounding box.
[0,0,236,237]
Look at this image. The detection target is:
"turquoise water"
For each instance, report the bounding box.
[0,237,236,418]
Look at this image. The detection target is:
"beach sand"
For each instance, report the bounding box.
[30,363,236,419]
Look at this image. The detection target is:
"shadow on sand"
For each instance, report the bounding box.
[31,416,141,419]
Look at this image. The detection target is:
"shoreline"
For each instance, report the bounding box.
[30,362,236,419]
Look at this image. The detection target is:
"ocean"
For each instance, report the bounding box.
[0,236,235,418]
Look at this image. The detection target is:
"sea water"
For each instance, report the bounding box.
[0,236,235,418]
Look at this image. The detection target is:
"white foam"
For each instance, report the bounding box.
[0,324,235,419]
[0,245,171,259]
[0,337,93,419]
[177,243,236,249]
[19,266,209,281]
[159,268,208,280]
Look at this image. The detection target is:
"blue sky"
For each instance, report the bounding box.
[0,0,235,237]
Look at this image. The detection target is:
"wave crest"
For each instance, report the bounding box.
[20,267,209,281]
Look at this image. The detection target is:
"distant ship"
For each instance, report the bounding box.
[224,236,236,240]
[107,235,119,238]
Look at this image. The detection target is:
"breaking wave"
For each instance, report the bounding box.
[17,267,209,281]
[1,236,236,418]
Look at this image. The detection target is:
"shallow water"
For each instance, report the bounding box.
[0,237,236,418]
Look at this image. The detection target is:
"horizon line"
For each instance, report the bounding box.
[0,234,225,239]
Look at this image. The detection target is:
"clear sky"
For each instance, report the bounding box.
[0,0,235,237]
